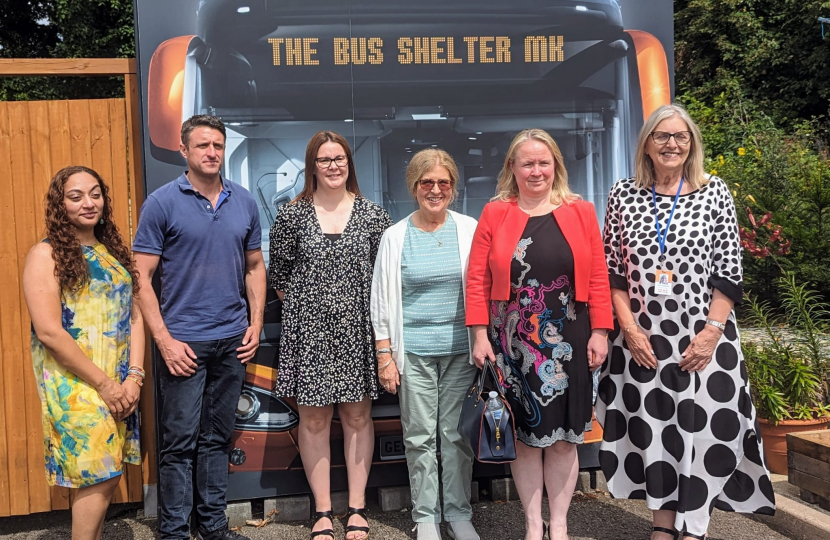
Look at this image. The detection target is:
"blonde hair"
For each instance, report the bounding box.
[634,104,707,190]
[493,129,578,205]
[406,148,460,204]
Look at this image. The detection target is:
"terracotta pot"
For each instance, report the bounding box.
[757,417,830,474]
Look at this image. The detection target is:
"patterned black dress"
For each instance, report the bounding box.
[489,214,593,447]
[269,196,392,406]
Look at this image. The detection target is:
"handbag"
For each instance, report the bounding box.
[457,359,517,463]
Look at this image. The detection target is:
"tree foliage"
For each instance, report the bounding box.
[0,0,135,100]
[675,0,830,127]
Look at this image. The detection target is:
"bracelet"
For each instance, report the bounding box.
[706,319,726,332]
[378,359,394,370]
[126,375,144,387]
[376,347,392,356]
[623,322,638,334]
[127,366,146,379]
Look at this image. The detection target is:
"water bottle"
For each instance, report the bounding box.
[485,391,504,422]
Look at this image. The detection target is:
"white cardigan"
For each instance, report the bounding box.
[370,210,479,372]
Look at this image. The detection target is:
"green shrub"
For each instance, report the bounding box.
[743,273,830,422]
[682,91,830,305]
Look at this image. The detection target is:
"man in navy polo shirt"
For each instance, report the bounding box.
[134,115,265,540]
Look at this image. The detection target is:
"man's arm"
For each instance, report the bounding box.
[236,248,266,362]
[134,252,198,376]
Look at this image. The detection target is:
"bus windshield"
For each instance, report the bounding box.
[180,1,642,262]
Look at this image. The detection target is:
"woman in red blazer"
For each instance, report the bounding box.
[466,129,613,540]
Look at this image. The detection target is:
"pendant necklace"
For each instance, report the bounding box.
[416,214,446,246]
[425,228,444,247]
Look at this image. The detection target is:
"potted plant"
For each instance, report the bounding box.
[743,273,830,474]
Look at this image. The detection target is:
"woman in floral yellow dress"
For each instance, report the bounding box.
[22,166,144,540]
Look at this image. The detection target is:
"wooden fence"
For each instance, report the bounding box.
[0,59,153,516]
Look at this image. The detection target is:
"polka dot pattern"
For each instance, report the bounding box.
[596,177,774,535]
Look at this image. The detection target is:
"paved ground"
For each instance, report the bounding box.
[0,492,794,540]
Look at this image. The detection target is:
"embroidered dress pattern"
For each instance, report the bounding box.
[31,243,139,488]
[488,214,593,447]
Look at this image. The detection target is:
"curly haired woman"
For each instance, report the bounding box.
[22,166,145,540]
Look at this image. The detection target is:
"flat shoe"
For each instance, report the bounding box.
[416,522,442,540]
[448,520,479,540]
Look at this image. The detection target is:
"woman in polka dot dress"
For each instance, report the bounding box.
[596,104,774,540]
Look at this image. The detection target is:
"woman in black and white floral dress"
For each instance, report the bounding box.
[269,131,391,540]
[596,104,774,540]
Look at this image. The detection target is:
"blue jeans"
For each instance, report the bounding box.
[157,332,246,539]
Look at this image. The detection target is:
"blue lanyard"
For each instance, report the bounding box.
[651,176,684,265]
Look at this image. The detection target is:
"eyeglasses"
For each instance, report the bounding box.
[650,131,692,146]
[419,179,452,191]
[315,155,348,168]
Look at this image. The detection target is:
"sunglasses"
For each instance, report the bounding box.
[419,179,452,191]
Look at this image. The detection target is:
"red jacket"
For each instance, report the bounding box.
[465,199,613,330]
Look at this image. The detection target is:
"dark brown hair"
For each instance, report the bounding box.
[181,115,227,147]
[292,131,362,202]
[45,166,140,294]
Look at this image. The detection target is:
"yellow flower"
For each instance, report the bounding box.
[718,155,725,165]
[746,194,756,203]
[738,147,746,156]
[755,149,762,157]
[732,189,737,197]
[710,169,718,175]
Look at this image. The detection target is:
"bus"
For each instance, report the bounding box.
[144,0,670,499]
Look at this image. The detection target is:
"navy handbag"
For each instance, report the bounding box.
[457,359,517,463]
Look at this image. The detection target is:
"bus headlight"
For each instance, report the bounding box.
[234,384,299,432]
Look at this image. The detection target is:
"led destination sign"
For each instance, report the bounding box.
[267,36,565,66]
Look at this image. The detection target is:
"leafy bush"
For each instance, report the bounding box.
[743,273,830,422]
[682,91,830,305]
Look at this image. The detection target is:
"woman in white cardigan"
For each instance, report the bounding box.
[371,149,479,540]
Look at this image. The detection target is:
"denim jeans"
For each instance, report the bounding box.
[157,332,246,539]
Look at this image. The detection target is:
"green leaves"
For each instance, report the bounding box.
[676,0,830,126]
[0,0,135,100]
[743,273,830,423]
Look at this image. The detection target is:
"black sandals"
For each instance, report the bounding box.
[652,526,679,540]
[345,506,370,540]
[310,510,335,540]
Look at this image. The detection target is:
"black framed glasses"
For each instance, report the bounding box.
[315,155,348,168]
[650,131,692,146]
[419,179,452,191]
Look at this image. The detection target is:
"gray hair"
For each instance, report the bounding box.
[634,104,707,190]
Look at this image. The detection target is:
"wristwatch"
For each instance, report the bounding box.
[376,347,392,356]
[705,319,726,332]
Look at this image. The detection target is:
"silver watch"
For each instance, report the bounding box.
[705,319,726,331]
[376,347,392,356]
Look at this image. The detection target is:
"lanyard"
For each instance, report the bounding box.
[651,176,684,265]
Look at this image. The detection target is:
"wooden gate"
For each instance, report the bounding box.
[0,60,153,516]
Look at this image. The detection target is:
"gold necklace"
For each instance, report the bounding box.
[414,213,447,246]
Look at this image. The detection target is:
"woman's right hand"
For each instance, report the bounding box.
[625,327,657,369]
[471,326,496,368]
[97,378,131,420]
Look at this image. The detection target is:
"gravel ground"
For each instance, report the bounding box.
[0,492,794,540]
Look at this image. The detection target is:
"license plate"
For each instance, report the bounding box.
[379,435,406,461]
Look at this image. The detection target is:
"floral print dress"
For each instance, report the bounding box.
[269,196,392,406]
[31,243,139,488]
[489,214,593,447]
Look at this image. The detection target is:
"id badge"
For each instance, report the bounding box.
[654,270,673,295]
